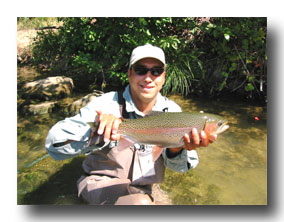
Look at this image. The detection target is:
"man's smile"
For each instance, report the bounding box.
[140,84,155,91]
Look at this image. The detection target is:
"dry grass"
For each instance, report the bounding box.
[17,17,61,31]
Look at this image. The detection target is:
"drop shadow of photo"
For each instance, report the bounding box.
[21,156,87,205]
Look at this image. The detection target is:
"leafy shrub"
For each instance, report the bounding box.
[32,17,266,101]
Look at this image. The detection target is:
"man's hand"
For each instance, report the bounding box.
[167,128,217,157]
[183,128,217,150]
[96,110,122,143]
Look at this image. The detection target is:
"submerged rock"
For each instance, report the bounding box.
[27,101,57,115]
[152,184,172,205]
[23,76,74,101]
[67,90,104,115]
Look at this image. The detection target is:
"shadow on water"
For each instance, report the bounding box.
[20,156,87,205]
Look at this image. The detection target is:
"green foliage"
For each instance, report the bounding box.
[194,18,267,100]
[32,17,266,100]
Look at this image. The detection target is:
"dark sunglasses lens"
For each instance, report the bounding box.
[134,67,148,75]
[151,68,164,76]
[134,66,164,76]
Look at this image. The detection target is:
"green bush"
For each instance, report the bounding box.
[32,17,266,101]
[195,18,267,100]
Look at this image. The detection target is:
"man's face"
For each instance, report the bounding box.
[128,58,166,103]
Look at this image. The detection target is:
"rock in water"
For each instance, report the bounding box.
[23,76,74,101]
[27,101,57,115]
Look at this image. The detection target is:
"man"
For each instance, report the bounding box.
[45,44,217,205]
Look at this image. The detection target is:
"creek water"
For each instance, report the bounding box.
[17,85,267,205]
[161,95,267,205]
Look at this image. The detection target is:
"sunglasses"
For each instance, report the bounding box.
[133,66,164,76]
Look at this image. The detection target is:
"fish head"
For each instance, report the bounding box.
[203,115,229,139]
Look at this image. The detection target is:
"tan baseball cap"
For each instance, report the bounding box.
[129,44,166,68]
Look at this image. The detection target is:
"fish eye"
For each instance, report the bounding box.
[217,121,223,127]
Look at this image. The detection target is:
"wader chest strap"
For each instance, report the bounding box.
[117,91,130,119]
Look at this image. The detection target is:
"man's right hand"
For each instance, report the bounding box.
[95,110,122,143]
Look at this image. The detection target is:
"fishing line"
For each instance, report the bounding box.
[17,154,49,174]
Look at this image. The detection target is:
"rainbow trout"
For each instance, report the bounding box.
[117,111,229,147]
[87,111,229,160]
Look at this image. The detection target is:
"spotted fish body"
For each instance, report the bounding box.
[117,111,229,148]
[87,112,228,161]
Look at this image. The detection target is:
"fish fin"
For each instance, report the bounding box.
[116,135,136,151]
[152,146,163,162]
[117,137,164,162]
[87,122,99,131]
[87,132,105,147]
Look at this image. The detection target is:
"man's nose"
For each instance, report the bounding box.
[144,72,153,81]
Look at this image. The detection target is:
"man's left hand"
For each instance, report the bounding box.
[166,128,217,156]
[183,128,217,151]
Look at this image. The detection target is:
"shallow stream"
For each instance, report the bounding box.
[17,78,267,205]
[160,95,267,205]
